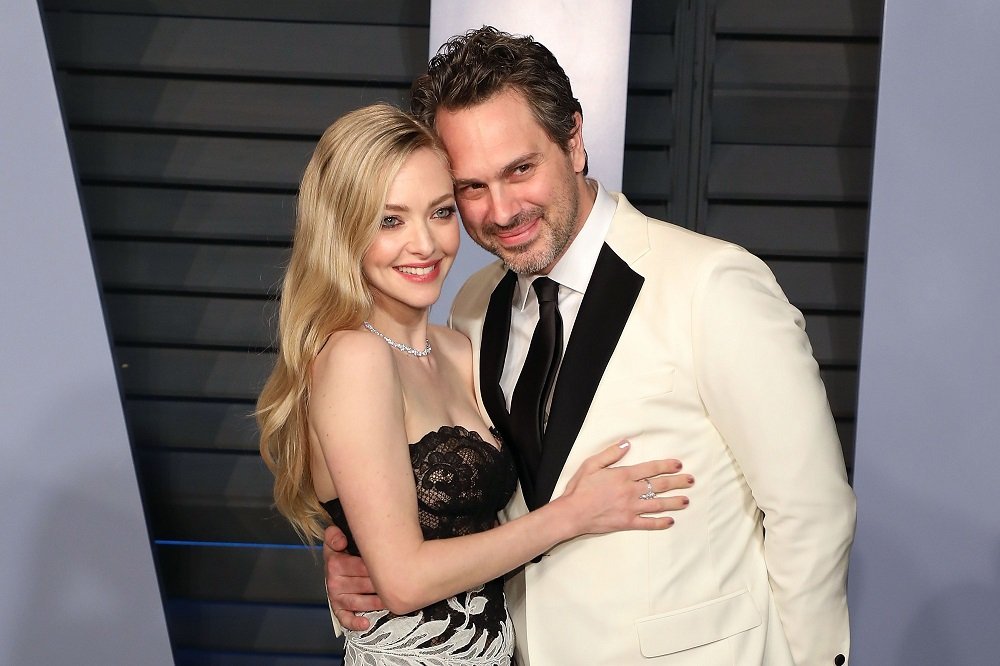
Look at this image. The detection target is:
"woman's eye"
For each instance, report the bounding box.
[433,206,456,219]
[381,216,402,229]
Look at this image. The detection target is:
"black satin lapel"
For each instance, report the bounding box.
[480,270,540,502]
[532,244,644,509]
[479,270,515,430]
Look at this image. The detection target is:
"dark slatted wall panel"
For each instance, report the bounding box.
[705,0,881,472]
[624,1,681,217]
[628,0,881,473]
[43,1,429,663]
[44,1,877,663]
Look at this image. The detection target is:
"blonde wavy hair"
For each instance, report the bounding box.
[257,104,445,542]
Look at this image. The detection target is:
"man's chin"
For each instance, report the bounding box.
[471,234,554,275]
[500,251,554,275]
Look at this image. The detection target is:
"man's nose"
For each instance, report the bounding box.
[488,184,519,226]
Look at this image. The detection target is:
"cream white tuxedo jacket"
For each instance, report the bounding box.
[450,193,856,666]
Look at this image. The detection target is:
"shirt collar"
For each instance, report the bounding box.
[513,179,617,310]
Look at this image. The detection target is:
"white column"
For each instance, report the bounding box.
[428,1,633,322]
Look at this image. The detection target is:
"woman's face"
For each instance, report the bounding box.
[362,148,460,314]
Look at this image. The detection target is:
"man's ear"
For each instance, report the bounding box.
[567,112,587,174]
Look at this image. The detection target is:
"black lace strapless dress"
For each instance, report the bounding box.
[322,425,518,666]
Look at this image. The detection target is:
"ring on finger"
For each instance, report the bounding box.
[639,478,656,501]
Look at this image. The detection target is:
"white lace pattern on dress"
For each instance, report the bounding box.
[343,584,515,666]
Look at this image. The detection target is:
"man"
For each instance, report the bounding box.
[324,26,855,665]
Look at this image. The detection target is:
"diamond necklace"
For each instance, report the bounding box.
[362,321,432,357]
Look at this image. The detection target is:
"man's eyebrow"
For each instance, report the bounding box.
[453,153,542,187]
[500,153,541,176]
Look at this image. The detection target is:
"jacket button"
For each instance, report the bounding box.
[834,655,845,665]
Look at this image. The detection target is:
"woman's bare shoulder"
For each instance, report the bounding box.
[312,328,397,387]
[309,329,404,440]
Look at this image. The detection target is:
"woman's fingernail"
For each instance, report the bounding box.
[619,440,631,449]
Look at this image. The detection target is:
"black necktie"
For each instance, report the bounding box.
[509,277,563,460]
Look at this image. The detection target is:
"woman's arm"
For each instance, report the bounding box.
[311,331,689,615]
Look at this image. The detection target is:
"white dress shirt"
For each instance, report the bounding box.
[499,180,618,415]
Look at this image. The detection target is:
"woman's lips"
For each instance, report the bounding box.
[394,261,441,282]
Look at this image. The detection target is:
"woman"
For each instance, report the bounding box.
[257,104,690,665]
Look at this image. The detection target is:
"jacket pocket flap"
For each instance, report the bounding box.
[634,588,761,657]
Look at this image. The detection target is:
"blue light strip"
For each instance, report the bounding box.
[155,540,319,550]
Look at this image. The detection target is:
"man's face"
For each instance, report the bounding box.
[434,90,587,275]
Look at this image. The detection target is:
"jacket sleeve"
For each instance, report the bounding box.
[690,244,856,665]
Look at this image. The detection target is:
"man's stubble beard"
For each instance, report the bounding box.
[469,170,581,276]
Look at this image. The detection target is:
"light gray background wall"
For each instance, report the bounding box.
[429,0,632,323]
[0,2,172,663]
[850,1,1000,663]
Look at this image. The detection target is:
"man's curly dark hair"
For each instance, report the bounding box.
[410,26,586,173]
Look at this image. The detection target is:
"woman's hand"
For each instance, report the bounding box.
[560,441,693,535]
